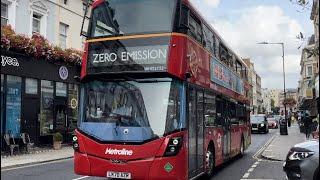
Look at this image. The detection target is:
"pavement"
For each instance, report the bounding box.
[1,146,73,169]
[261,123,307,161]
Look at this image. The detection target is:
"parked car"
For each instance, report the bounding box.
[250,114,269,133]
[283,139,319,180]
[267,117,279,129]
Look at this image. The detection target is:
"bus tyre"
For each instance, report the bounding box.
[205,147,215,177]
[239,138,245,157]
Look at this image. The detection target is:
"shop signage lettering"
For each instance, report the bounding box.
[92,48,167,64]
[1,55,19,67]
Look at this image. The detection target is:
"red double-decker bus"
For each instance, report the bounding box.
[74,0,251,179]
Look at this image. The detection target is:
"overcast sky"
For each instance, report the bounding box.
[190,0,314,89]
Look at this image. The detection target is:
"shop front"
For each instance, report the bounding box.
[1,51,80,147]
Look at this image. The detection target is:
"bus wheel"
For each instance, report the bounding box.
[239,138,245,157]
[205,147,215,177]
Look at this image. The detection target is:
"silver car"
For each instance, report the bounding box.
[283,139,319,180]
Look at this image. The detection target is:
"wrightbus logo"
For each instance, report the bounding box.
[105,148,133,156]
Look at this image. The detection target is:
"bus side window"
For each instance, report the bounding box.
[215,97,223,126]
[229,101,238,125]
[204,92,216,126]
[188,13,202,44]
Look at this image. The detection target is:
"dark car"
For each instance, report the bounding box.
[250,114,269,133]
[283,139,319,180]
[267,117,279,129]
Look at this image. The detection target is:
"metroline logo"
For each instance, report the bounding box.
[105,148,133,156]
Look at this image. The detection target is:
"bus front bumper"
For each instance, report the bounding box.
[74,151,187,180]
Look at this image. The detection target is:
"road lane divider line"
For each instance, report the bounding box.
[253,134,277,160]
[240,179,275,180]
[251,164,258,168]
[72,176,89,180]
[248,168,254,172]
[243,172,250,178]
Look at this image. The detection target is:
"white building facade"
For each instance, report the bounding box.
[1,0,90,50]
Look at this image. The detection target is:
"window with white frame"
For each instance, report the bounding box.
[32,13,42,34]
[306,65,313,77]
[59,23,68,49]
[1,3,8,26]
[60,0,68,5]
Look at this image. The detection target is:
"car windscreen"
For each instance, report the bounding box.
[250,116,265,123]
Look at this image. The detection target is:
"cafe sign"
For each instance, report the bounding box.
[1,55,19,67]
[210,57,244,95]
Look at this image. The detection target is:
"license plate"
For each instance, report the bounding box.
[252,128,258,130]
[107,171,131,179]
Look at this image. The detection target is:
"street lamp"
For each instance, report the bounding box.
[257,42,288,135]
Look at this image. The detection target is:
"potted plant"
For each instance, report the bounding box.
[53,132,63,150]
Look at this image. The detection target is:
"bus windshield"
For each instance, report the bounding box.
[89,0,177,37]
[79,78,185,143]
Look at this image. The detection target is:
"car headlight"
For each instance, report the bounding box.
[260,123,265,127]
[288,151,314,160]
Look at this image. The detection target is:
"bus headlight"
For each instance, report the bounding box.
[72,135,79,151]
[164,137,183,157]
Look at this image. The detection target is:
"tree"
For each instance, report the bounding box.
[271,98,275,108]
[283,98,297,108]
[290,0,319,57]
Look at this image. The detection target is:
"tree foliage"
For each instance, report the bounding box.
[283,98,297,107]
[271,98,275,108]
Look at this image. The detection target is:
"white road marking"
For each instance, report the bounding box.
[251,164,258,168]
[254,161,260,165]
[243,173,250,178]
[248,168,255,172]
[72,176,89,180]
[1,159,71,172]
[241,179,275,180]
[252,134,277,160]
[265,156,275,158]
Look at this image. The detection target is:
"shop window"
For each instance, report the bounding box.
[6,75,22,138]
[1,3,8,26]
[59,23,68,49]
[40,80,54,136]
[25,78,38,95]
[68,84,79,132]
[56,82,67,97]
[1,74,4,135]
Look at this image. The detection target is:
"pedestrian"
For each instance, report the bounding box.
[302,111,312,139]
[288,110,292,127]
